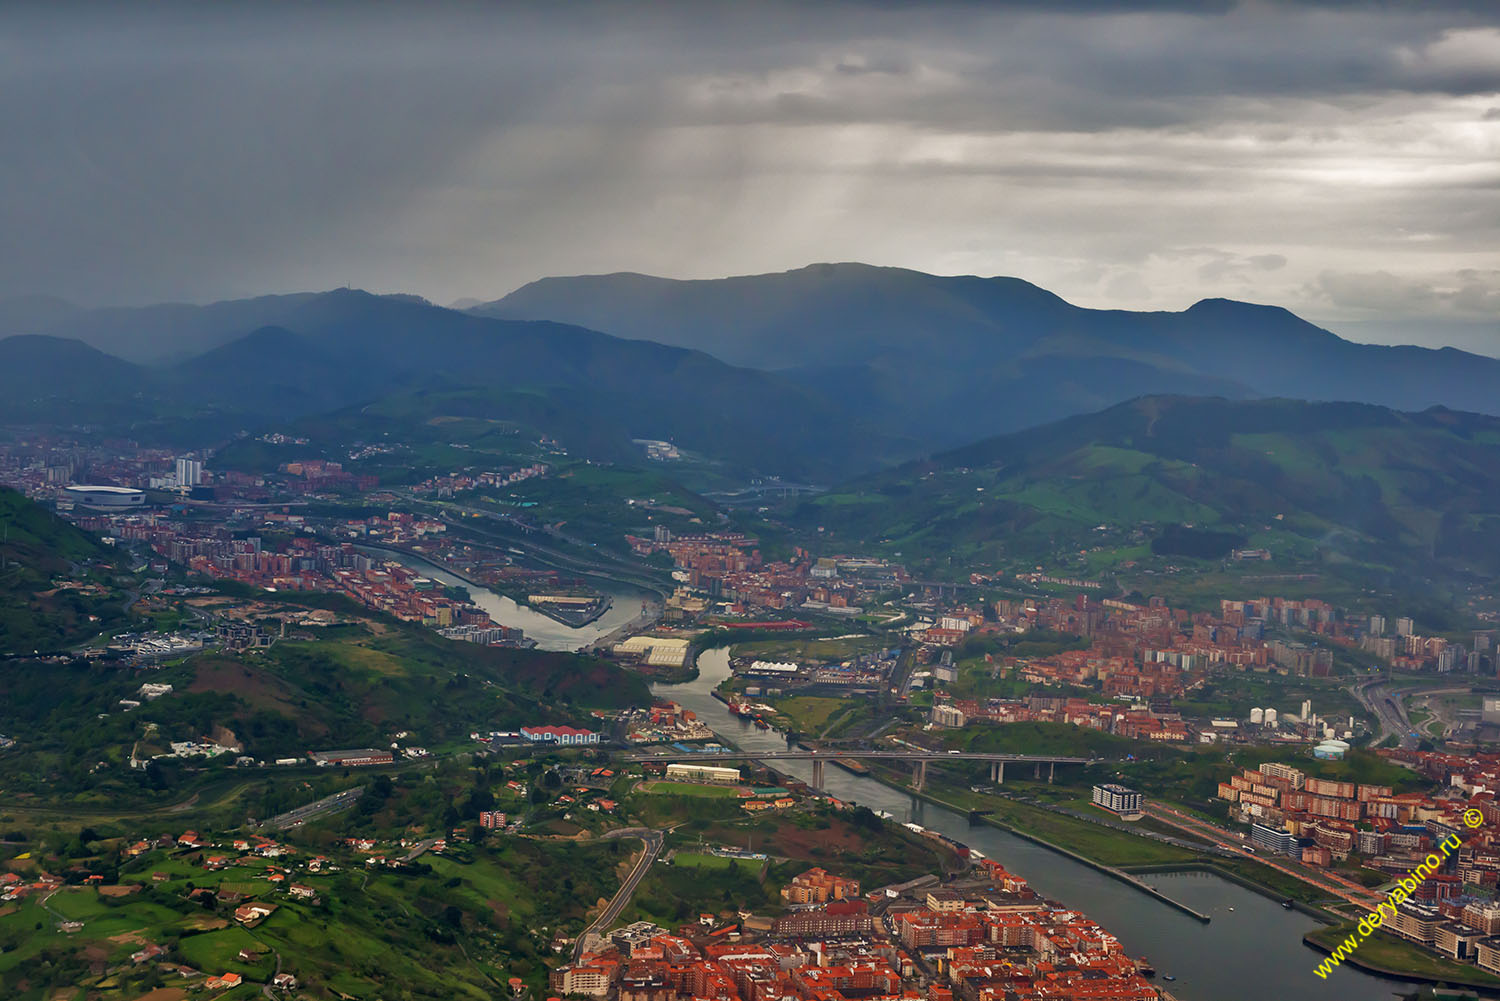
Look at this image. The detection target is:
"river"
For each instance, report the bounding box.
[653,648,1412,1001]
[358,547,656,651]
[360,556,1419,1001]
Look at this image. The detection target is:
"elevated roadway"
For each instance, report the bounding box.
[624,749,1093,791]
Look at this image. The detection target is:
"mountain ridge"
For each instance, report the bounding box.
[4,266,1496,481]
[798,394,1500,599]
[479,263,1500,442]
[0,291,913,478]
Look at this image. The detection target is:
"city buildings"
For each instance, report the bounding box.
[780,868,860,905]
[307,749,394,767]
[519,725,601,745]
[665,763,742,785]
[559,861,1158,1001]
[1091,784,1144,819]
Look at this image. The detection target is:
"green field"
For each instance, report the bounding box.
[1,834,628,1000]
[768,695,865,736]
[620,805,955,928]
[975,798,1198,867]
[617,856,773,927]
[671,851,738,869]
[1170,670,1372,725]
[643,780,743,798]
[730,635,887,662]
[941,720,1144,760]
[176,925,273,979]
[887,771,1199,868]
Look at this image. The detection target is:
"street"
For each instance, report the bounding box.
[572,827,664,963]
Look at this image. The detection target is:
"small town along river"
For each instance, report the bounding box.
[651,648,1410,1001]
[355,547,656,651]
[363,552,1414,1001]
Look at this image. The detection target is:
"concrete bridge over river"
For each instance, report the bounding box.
[621,749,1093,792]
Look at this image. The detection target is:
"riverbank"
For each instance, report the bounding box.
[526,593,613,628]
[1304,923,1500,991]
[358,542,660,651]
[655,647,1410,1000]
[875,779,1211,924]
[925,778,1362,911]
[584,604,665,653]
[850,760,1500,994]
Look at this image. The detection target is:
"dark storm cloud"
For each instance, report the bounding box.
[0,0,1495,352]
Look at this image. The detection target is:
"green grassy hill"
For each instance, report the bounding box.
[798,396,1500,590]
[187,618,645,760]
[0,603,648,802]
[0,487,126,655]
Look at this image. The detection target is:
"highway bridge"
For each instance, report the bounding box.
[624,749,1093,791]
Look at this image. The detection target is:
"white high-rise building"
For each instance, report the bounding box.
[176,458,203,487]
[1092,784,1144,818]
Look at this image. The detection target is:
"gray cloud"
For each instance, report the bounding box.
[1312,269,1500,316]
[0,0,1495,358]
[1105,272,1153,301]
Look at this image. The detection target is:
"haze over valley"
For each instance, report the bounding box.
[2,3,1499,1001]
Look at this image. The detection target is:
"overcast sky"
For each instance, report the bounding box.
[2,1,1497,351]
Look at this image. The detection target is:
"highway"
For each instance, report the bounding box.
[260,786,365,831]
[572,827,664,963]
[1352,677,1415,748]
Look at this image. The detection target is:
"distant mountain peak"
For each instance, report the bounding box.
[0,293,82,335]
[1185,296,1297,318]
[0,332,132,364]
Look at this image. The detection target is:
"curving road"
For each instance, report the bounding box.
[1351,678,1413,748]
[572,827,664,963]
